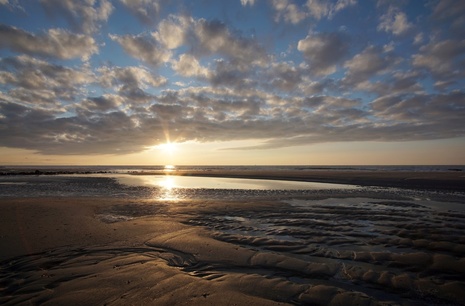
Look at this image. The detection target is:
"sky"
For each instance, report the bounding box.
[0,0,464,166]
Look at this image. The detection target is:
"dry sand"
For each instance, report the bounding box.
[1,171,465,305]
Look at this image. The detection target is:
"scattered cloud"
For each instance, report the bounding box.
[431,0,465,35]
[0,55,93,107]
[109,34,171,67]
[0,0,23,11]
[40,0,113,34]
[0,25,98,61]
[172,54,210,78]
[297,32,349,75]
[270,0,356,24]
[119,0,162,24]
[378,6,413,36]
[306,0,356,20]
[343,45,398,87]
[191,18,268,68]
[1,1,464,156]
[148,15,269,70]
[97,65,166,102]
[412,39,465,80]
[240,0,256,6]
[272,0,307,24]
[153,15,190,49]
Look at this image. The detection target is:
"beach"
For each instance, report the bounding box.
[1,169,465,305]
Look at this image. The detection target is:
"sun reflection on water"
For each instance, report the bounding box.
[160,176,175,189]
[158,175,180,201]
[163,165,176,172]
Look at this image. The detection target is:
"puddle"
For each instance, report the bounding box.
[116,175,358,190]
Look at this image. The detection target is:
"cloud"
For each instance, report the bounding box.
[305,0,329,20]
[272,0,307,24]
[192,19,268,68]
[342,45,399,87]
[298,78,336,95]
[0,55,93,107]
[80,94,124,112]
[0,25,98,61]
[98,65,166,89]
[0,99,151,155]
[265,62,302,92]
[240,0,256,6]
[412,39,465,80]
[97,65,166,103]
[119,0,162,24]
[413,33,424,45]
[297,32,349,75]
[270,0,356,24]
[306,0,356,20]
[207,59,258,89]
[153,15,190,49]
[116,15,268,71]
[378,6,413,36]
[109,34,171,67]
[352,70,424,97]
[344,46,389,76]
[431,0,465,35]
[172,54,210,78]
[0,0,24,11]
[40,0,113,34]
[1,1,464,156]
[371,91,465,130]
[152,15,268,70]
[225,90,465,150]
[2,82,464,154]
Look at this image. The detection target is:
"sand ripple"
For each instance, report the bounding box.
[1,197,464,305]
[184,198,465,305]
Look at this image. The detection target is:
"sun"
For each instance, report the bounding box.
[158,142,177,154]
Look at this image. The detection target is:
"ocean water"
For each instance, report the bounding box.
[1,164,465,175]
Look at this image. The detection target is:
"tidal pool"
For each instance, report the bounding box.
[116,174,358,190]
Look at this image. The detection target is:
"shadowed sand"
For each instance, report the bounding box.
[1,171,465,305]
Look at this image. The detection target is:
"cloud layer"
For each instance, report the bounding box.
[0,0,464,155]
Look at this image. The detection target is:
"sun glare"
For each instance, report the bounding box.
[160,176,175,189]
[164,165,176,172]
[158,142,177,154]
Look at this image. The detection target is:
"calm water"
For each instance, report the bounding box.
[116,174,356,190]
[1,164,465,174]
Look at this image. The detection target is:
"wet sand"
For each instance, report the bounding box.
[1,172,465,305]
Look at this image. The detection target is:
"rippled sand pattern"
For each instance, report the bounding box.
[186,198,465,305]
[1,195,465,305]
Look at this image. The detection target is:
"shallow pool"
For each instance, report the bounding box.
[116,175,358,190]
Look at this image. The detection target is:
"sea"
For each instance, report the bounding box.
[1,164,465,174]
